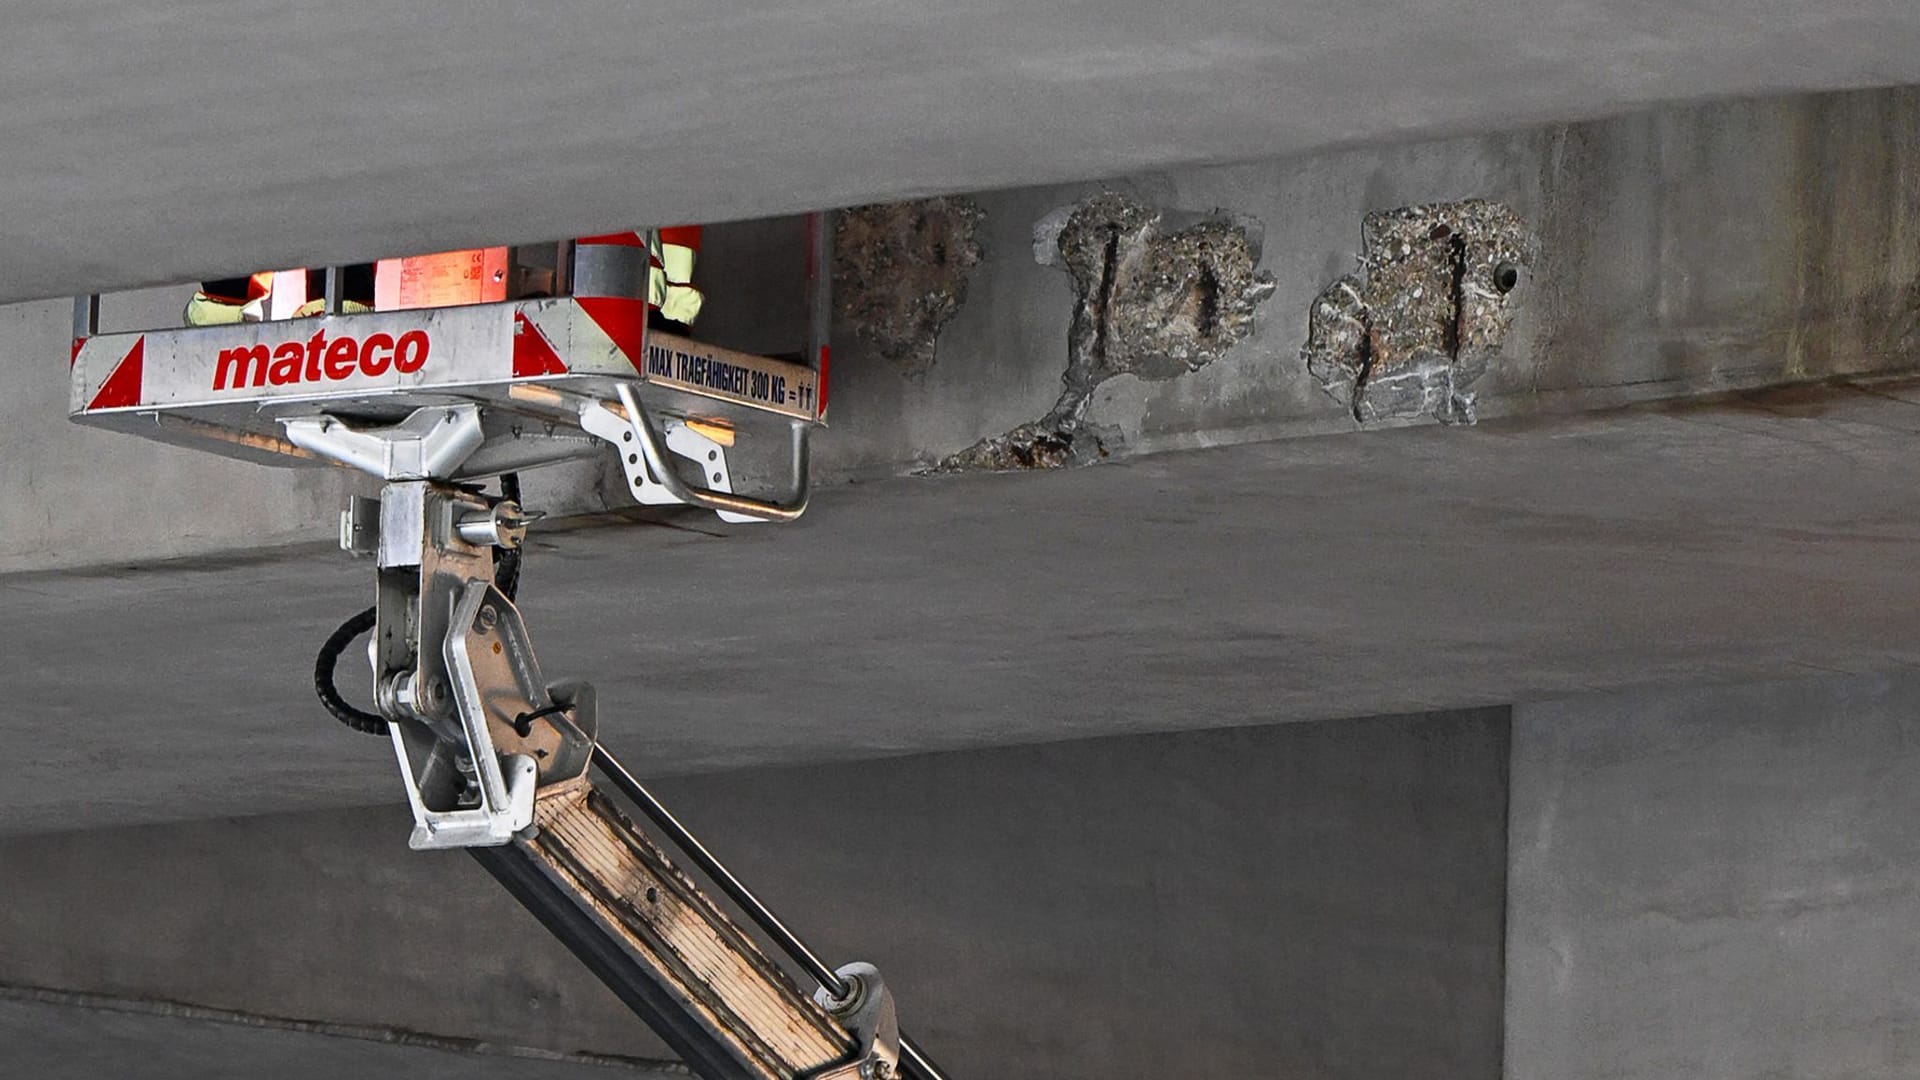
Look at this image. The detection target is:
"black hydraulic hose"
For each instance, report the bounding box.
[313,605,385,735]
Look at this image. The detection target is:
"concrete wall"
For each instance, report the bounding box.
[0,708,1512,1079]
[1505,672,1920,1079]
[0,992,671,1080]
[820,85,1920,471]
[13,617,1920,1078]
[8,84,1920,572]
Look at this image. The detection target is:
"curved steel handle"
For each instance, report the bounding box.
[613,382,811,523]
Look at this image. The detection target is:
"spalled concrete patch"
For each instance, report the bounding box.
[834,197,987,380]
[1303,199,1534,424]
[940,193,1275,470]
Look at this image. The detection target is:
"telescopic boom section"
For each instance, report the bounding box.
[473,781,856,1080]
[365,481,915,1080]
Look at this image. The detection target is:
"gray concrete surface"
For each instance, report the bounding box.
[8,380,1920,835]
[7,2,1920,302]
[0,990,672,1079]
[0,801,670,1063]
[847,87,1920,472]
[0,709,1511,1078]
[1505,672,1920,1079]
[9,14,1920,1073]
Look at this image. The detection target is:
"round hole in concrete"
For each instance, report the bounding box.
[1494,262,1520,294]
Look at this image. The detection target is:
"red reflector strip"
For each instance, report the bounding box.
[86,337,145,410]
[512,312,570,377]
[575,296,647,373]
[816,344,830,420]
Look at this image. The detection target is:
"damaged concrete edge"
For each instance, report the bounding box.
[1303,199,1537,425]
[833,196,987,382]
[936,191,1276,471]
[0,981,685,1074]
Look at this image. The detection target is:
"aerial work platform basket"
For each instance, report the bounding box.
[68,220,831,522]
[59,217,954,1080]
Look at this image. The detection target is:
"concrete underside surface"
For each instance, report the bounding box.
[1507,674,1920,1079]
[8,2,1920,302]
[0,711,1511,1076]
[0,991,670,1079]
[8,377,1920,835]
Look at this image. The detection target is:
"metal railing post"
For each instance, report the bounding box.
[324,266,344,315]
[71,295,100,339]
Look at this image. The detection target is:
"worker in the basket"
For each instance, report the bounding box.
[182,273,269,326]
[185,228,701,327]
[184,266,377,326]
[291,265,377,318]
[575,227,704,329]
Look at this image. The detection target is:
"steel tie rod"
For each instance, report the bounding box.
[591,746,953,1080]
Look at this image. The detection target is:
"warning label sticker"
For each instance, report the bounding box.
[642,333,820,421]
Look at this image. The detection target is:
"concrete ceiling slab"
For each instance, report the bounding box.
[7,1,1920,303]
[8,380,1920,836]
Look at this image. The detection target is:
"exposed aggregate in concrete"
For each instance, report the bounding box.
[1303,199,1534,424]
[941,192,1275,470]
[834,197,987,380]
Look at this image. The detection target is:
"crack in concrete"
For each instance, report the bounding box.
[0,981,677,1072]
[940,192,1276,471]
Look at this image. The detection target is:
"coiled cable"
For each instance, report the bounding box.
[313,605,384,735]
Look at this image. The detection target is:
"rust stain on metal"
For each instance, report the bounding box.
[834,197,986,380]
[940,192,1275,471]
[1303,199,1535,424]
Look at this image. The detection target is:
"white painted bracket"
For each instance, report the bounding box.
[579,389,805,523]
[391,579,540,850]
[392,739,536,850]
[645,421,756,525]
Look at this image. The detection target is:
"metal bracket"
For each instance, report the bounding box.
[579,384,809,523]
[283,404,486,480]
[392,580,535,849]
[391,730,537,849]
[623,414,758,525]
[371,482,597,850]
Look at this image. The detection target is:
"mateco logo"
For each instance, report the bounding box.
[212,328,431,391]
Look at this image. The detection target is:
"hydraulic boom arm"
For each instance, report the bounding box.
[67,221,948,1079]
[348,479,941,1080]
